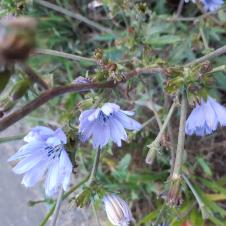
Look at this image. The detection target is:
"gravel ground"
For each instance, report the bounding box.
[0,123,107,226]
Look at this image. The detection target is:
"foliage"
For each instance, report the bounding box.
[1,0,226,226]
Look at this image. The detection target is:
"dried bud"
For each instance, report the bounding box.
[103,194,133,226]
[0,16,37,63]
[200,61,213,74]
[94,48,104,60]
[138,3,147,13]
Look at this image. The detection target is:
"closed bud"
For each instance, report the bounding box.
[0,16,37,63]
[103,194,133,226]
[146,141,161,165]
[10,79,30,100]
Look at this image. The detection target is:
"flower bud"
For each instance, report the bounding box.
[103,194,133,226]
[0,16,37,63]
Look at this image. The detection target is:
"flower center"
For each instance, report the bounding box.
[46,144,63,160]
[98,111,113,124]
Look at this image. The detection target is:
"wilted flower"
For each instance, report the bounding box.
[103,194,133,226]
[8,126,72,197]
[0,16,37,63]
[185,96,226,136]
[185,0,224,11]
[79,102,142,149]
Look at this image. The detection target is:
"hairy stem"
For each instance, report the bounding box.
[172,91,188,177]
[185,45,226,66]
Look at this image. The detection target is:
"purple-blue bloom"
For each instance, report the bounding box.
[8,126,72,197]
[185,96,226,136]
[79,103,142,149]
[186,0,224,11]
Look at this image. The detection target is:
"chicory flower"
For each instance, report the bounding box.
[8,126,72,197]
[79,103,142,149]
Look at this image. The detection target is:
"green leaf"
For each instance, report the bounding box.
[93,33,116,41]
[196,157,213,177]
[146,35,181,46]
[116,154,132,171]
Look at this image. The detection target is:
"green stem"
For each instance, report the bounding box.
[89,148,101,184]
[35,49,95,63]
[171,91,188,177]
[40,176,89,226]
[91,201,101,226]
[0,134,26,143]
[40,204,56,226]
[50,187,64,226]
[199,26,209,50]
[146,99,178,164]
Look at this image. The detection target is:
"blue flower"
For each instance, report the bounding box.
[186,0,224,11]
[8,126,72,197]
[79,103,142,149]
[202,0,224,11]
[185,97,226,136]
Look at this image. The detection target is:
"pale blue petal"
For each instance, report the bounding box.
[101,103,120,116]
[59,150,72,191]
[203,100,218,130]
[92,122,110,149]
[79,109,95,121]
[24,126,54,142]
[208,97,226,126]
[109,118,127,147]
[8,141,44,162]
[54,128,67,144]
[115,111,142,130]
[88,108,101,121]
[21,160,49,187]
[45,161,60,197]
[79,120,96,142]
[12,151,45,174]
